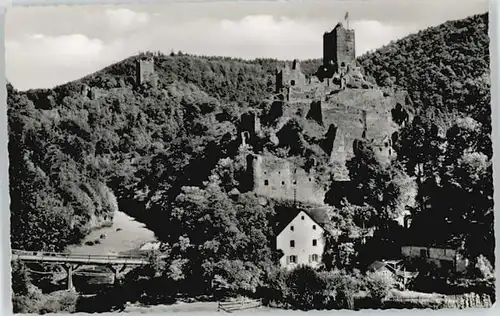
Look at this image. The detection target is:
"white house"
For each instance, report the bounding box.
[275,208,328,270]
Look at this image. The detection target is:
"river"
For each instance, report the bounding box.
[67,210,159,256]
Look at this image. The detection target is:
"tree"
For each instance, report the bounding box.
[365,271,395,303]
[11,261,31,295]
[346,140,415,223]
[439,118,493,259]
[163,179,276,296]
[406,116,494,262]
[393,114,444,213]
[285,266,326,310]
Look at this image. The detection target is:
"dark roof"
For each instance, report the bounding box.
[367,261,386,272]
[307,208,330,225]
[274,208,301,235]
[273,206,330,235]
[367,260,403,273]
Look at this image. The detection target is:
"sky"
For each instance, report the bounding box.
[5,0,489,91]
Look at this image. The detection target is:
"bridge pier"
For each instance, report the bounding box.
[63,263,80,292]
[107,264,127,285]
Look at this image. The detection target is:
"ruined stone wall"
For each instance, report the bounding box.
[275,70,284,93]
[240,111,262,138]
[271,86,406,178]
[247,154,326,206]
[289,60,307,87]
[321,88,401,171]
[288,89,317,102]
[136,58,155,86]
[275,60,329,102]
[371,136,395,165]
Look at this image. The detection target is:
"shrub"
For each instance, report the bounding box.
[12,286,78,314]
[285,265,326,310]
[281,267,364,310]
[365,271,395,302]
[258,267,288,306]
[320,269,364,310]
[39,290,78,314]
[12,284,44,314]
[11,261,31,295]
[473,255,494,280]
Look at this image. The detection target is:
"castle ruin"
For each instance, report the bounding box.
[240,19,412,205]
[323,22,356,73]
[136,56,156,87]
[246,154,326,206]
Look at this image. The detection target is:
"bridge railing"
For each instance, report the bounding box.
[11,249,151,262]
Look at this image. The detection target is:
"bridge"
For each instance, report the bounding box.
[11,249,159,291]
[11,250,150,265]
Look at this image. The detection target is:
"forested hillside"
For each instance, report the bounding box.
[359,13,490,135]
[8,11,492,285]
[8,54,280,252]
[358,13,493,262]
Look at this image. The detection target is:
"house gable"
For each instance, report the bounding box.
[276,210,326,269]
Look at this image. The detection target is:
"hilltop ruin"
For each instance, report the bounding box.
[241,21,413,206]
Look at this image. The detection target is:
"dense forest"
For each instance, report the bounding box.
[359,13,493,261]
[9,12,493,311]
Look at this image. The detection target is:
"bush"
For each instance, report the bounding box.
[473,255,494,280]
[278,267,364,310]
[258,267,289,306]
[12,286,78,314]
[39,290,78,314]
[365,271,395,302]
[285,266,326,310]
[11,260,31,295]
[320,269,364,310]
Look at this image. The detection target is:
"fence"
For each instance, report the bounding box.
[383,293,492,309]
[218,298,263,313]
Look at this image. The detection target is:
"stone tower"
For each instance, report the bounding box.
[136,56,155,86]
[323,22,356,72]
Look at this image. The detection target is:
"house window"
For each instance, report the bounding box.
[311,254,319,262]
[290,226,294,231]
[264,180,269,186]
[420,249,429,258]
[282,181,285,185]
[313,225,316,230]
[290,240,295,248]
[312,239,317,246]
[289,255,297,264]
[291,80,296,86]
[301,216,305,220]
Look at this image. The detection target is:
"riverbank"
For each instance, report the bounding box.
[67,210,158,256]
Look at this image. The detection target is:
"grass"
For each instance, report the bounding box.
[122,301,278,313]
[388,289,445,299]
